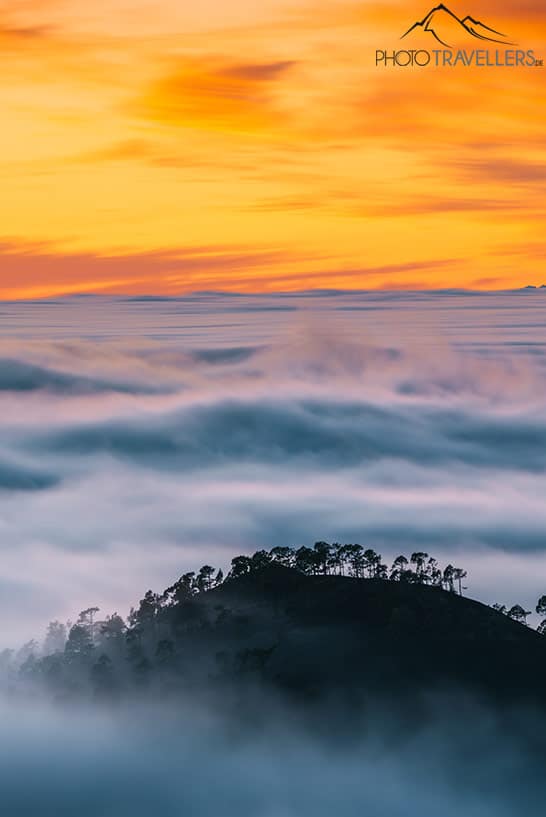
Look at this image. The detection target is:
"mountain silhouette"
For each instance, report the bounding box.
[401,4,515,47]
[153,564,546,707]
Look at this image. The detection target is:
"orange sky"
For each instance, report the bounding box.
[0,0,545,297]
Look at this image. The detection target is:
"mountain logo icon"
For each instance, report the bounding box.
[401,4,515,47]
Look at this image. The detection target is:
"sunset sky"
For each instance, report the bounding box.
[0,0,545,297]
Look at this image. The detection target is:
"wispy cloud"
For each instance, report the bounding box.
[444,156,546,186]
[0,0,544,292]
[136,57,298,135]
[0,242,290,298]
[2,295,546,638]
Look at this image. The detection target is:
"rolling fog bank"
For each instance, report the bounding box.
[2,559,545,817]
[1,291,546,641]
[1,292,545,815]
[0,688,544,817]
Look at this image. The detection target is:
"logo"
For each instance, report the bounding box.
[376,3,543,68]
[401,4,514,48]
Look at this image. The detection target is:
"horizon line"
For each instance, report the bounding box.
[1,285,545,303]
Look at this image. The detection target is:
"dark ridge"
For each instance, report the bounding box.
[156,564,546,708]
[12,556,546,713]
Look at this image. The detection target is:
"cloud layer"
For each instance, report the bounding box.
[1,292,546,641]
[0,695,545,817]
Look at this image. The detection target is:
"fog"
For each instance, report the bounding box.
[1,291,546,640]
[1,291,545,815]
[0,690,543,816]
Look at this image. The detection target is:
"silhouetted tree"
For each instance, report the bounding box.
[341,544,364,578]
[162,573,198,606]
[196,565,216,592]
[130,591,160,638]
[228,555,253,579]
[363,549,381,578]
[100,613,126,643]
[443,564,455,592]
[313,541,332,574]
[452,568,467,596]
[390,555,409,581]
[507,604,531,625]
[425,558,442,587]
[43,620,67,656]
[77,607,100,645]
[410,552,429,584]
[65,624,94,663]
[294,546,316,575]
[250,550,272,571]
[375,562,389,580]
[78,607,99,625]
[328,543,344,575]
[269,546,294,567]
[181,573,197,594]
[537,595,546,634]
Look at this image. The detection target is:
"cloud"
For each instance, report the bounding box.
[360,197,529,217]
[190,346,262,365]
[0,23,50,40]
[0,357,168,395]
[0,694,544,817]
[222,60,296,81]
[178,259,464,292]
[0,242,289,299]
[445,156,546,187]
[22,395,546,474]
[0,458,58,491]
[0,241,471,297]
[0,0,544,298]
[1,294,546,639]
[469,0,546,23]
[136,57,297,135]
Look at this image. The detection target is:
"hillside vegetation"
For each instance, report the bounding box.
[3,544,545,710]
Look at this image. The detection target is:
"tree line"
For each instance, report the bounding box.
[1,542,545,700]
[493,598,546,630]
[228,543,468,592]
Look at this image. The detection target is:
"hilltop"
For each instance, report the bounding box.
[8,548,546,712]
[185,564,546,703]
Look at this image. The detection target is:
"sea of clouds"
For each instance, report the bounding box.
[1,290,546,642]
[0,692,544,816]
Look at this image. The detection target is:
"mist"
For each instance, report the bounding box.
[1,291,545,815]
[0,688,543,817]
[1,291,546,640]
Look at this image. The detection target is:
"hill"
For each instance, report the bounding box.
[10,556,546,713]
[162,564,546,705]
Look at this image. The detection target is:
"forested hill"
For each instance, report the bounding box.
[193,564,546,702]
[7,557,546,708]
